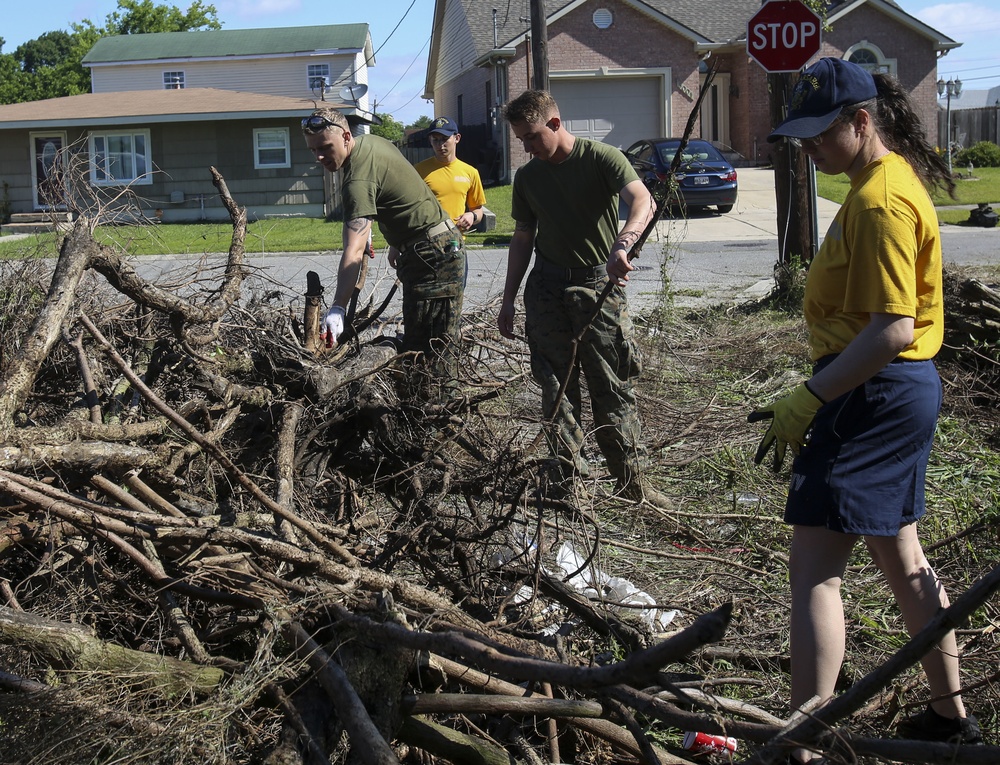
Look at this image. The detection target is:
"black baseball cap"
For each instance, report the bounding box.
[767,57,878,142]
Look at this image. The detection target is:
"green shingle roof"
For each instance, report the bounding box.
[83,24,370,64]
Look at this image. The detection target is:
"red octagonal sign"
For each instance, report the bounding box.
[747,0,822,73]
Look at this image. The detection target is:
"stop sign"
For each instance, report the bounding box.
[747,0,822,73]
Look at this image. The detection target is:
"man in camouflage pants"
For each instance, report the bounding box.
[498,90,667,505]
[302,107,465,399]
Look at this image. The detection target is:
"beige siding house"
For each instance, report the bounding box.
[0,25,375,223]
[85,24,375,108]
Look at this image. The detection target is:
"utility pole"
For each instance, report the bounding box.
[529,0,548,91]
[768,72,817,266]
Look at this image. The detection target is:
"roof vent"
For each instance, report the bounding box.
[593,9,613,29]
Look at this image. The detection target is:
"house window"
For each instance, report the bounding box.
[308,64,331,93]
[254,128,291,169]
[844,42,895,76]
[593,9,613,29]
[163,71,185,89]
[89,130,152,185]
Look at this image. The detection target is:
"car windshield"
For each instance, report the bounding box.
[656,141,724,165]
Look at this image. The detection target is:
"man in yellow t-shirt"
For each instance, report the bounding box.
[388,117,486,270]
[415,116,486,231]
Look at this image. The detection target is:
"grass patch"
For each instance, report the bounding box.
[816,166,1000,207]
[0,184,519,257]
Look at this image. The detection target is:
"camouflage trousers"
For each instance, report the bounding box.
[395,227,466,399]
[523,262,646,484]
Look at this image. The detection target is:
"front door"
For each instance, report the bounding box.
[699,73,731,149]
[31,133,68,210]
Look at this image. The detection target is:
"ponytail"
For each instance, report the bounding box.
[863,73,955,199]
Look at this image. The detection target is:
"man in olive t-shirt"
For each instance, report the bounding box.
[498,90,667,506]
[303,108,465,397]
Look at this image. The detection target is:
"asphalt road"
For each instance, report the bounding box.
[65,166,1000,315]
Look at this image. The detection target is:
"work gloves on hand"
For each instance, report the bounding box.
[321,305,346,348]
[748,382,825,471]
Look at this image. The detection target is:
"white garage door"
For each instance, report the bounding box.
[550,76,662,149]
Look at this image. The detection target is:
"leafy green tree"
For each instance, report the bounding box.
[0,55,26,103]
[407,115,432,130]
[371,114,405,144]
[92,0,221,36]
[14,31,75,73]
[1,1,220,104]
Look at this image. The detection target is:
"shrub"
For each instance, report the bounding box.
[955,141,1000,168]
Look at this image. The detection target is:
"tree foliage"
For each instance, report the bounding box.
[407,115,433,130]
[371,113,405,144]
[13,31,76,73]
[81,0,221,37]
[0,0,220,105]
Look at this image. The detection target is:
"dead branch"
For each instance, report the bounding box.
[397,716,514,765]
[330,602,732,689]
[283,618,401,765]
[0,221,93,425]
[0,606,224,695]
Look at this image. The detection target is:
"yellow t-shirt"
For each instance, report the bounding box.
[804,152,943,361]
[414,156,487,223]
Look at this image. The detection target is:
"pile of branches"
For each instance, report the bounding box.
[940,268,1000,415]
[0,170,998,765]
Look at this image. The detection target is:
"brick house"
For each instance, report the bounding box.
[424,0,960,183]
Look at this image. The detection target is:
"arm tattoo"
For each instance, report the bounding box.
[346,217,372,234]
[616,231,640,248]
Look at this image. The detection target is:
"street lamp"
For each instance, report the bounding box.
[937,77,962,175]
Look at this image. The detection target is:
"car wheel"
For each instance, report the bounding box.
[718,204,734,214]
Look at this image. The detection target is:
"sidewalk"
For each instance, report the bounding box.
[657,166,840,243]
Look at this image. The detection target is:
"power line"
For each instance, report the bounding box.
[321,0,421,97]
[373,34,431,110]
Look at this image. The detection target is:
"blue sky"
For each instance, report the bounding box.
[0,0,438,125]
[2,0,999,124]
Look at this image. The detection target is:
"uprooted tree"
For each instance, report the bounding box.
[0,166,998,765]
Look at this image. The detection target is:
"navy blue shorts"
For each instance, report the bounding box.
[784,356,942,536]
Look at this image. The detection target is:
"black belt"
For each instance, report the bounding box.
[532,257,606,283]
[401,219,459,251]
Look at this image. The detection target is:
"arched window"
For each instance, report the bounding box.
[844,41,895,76]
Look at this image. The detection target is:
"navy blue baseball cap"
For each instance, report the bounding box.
[767,58,877,143]
[429,116,459,136]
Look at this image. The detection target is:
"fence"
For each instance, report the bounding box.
[939,106,1000,153]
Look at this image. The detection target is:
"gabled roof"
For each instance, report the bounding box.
[447,0,764,64]
[826,0,959,52]
[426,0,959,96]
[0,88,350,130]
[83,24,374,66]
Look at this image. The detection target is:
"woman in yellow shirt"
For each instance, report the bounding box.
[750,57,981,761]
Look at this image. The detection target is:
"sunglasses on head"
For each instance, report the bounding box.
[301,115,341,134]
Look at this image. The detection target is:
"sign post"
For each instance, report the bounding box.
[748,0,823,266]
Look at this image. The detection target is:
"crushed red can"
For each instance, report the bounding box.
[683,731,738,755]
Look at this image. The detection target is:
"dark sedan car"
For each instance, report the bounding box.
[623,138,738,214]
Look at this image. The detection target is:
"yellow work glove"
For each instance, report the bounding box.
[747,382,825,472]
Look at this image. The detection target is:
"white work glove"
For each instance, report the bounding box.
[321,305,346,348]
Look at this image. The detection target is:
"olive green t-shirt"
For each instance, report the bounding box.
[342,135,448,248]
[511,137,638,268]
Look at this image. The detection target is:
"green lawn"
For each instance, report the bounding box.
[0,184,519,257]
[815,165,1000,227]
[2,166,995,258]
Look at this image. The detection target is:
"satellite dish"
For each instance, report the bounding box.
[339,83,368,103]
